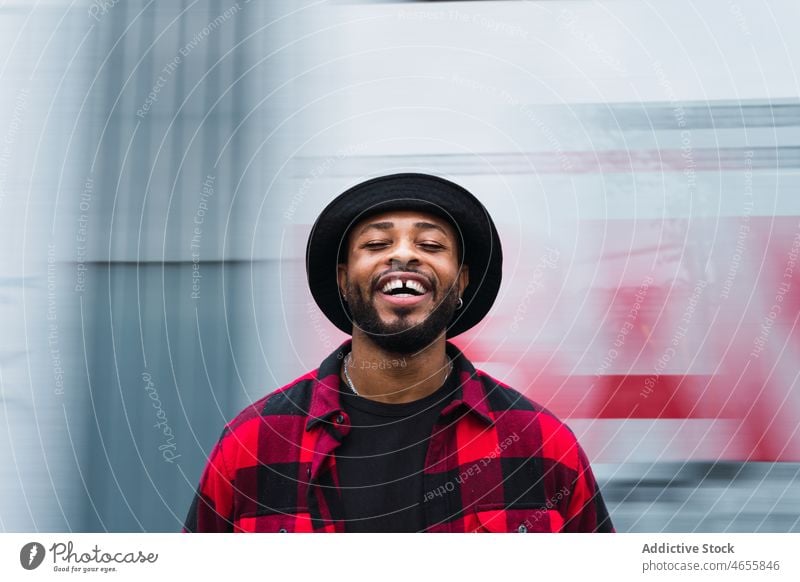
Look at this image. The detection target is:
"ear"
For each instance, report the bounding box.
[458,264,469,297]
[337,263,348,300]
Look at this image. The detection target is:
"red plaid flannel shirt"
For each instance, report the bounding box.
[183,341,614,533]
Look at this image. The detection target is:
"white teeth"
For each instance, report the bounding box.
[405,280,425,294]
[380,277,427,294]
[381,278,404,293]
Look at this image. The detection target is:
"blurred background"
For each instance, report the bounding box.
[1,0,799,533]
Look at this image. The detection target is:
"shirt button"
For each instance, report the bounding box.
[306,467,311,477]
[517,524,528,533]
[334,414,344,424]
[278,528,288,533]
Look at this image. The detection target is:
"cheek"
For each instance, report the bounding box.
[346,258,376,289]
[436,260,461,286]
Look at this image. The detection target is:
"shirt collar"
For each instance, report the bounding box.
[305,340,494,430]
[441,342,495,426]
[306,342,350,430]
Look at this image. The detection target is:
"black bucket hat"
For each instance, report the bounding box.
[305,173,502,338]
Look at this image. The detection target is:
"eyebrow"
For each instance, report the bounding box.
[356,221,448,237]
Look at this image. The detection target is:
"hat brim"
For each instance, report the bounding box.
[306,173,502,338]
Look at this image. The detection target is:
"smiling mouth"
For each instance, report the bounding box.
[380,277,428,297]
[373,275,434,308]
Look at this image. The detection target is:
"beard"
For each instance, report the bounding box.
[345,277,460,355]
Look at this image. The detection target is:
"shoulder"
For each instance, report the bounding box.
[214,370,318,454]
[473,368,584,469]
[473,367,558,421]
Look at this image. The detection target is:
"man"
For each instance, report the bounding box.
[184,173,614,533]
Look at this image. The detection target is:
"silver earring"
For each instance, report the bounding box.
[456,297,463,310]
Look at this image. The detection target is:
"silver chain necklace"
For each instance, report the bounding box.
[343,352,453,397]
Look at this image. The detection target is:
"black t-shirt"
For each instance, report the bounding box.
[336,369,458,532]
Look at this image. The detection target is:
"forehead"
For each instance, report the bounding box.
[349,209,458,239]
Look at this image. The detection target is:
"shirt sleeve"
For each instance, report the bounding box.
[561,442,615,533]
[182,430,235,532]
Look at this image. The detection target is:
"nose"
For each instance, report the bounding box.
[388,238,420,268]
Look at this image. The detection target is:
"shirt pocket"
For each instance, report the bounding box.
[470,504,565,533]
[234,508,314,533]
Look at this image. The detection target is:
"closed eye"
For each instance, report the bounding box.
[419,242,445,251]
[361,241,391,250]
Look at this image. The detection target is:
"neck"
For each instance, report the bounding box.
[343,331,451,404]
